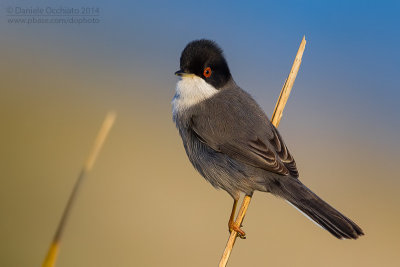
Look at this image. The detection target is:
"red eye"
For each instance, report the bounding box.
[203,67,212,78]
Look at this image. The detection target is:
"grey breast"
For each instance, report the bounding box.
[173,86,267,197]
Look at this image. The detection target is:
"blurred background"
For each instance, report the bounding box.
[1,0,399,266]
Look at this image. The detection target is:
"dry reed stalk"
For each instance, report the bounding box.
[219,36,306,267]
[42,111,116,267]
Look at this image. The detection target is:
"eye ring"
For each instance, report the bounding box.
[203,67,212,78]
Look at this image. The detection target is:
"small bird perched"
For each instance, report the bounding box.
[172,39,364,239]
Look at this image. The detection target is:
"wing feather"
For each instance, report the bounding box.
[188,86,299,178]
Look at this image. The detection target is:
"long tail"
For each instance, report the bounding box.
[268,177,364,239]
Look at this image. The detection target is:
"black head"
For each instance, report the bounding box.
[175,39,232,89]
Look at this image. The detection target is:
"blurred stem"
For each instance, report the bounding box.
[42,111,116,267]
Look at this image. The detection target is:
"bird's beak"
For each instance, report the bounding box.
[175,70,194,77]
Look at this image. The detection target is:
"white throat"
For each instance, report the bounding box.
[172,76,218,120]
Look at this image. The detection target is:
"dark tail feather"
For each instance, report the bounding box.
[269,178,364,239]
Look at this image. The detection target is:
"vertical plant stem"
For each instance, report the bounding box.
[219,36,306,267]
[42,111,116,267]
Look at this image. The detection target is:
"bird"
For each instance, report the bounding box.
[172,39,364,239]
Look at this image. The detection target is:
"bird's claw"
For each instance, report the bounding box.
[229,221,246,239]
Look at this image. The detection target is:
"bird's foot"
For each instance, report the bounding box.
[228,221,246,239]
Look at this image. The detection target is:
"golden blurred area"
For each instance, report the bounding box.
[1,41,400,267]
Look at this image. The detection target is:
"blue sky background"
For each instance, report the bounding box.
[3,0,398,139]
